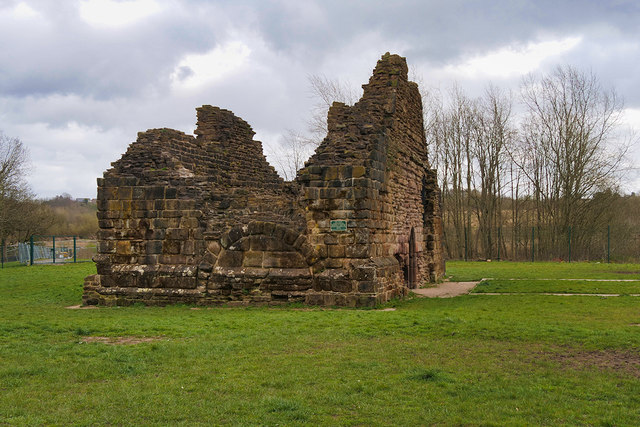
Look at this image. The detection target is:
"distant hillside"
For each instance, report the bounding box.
[44,194,98,238]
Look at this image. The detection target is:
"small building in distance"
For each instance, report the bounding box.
[83,53,445,307]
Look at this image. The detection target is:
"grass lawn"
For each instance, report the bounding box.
[447,260,640,281]
[473,279,640,294]
[1,261,640,425]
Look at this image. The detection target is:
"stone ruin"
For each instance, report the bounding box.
[83,53,445,307]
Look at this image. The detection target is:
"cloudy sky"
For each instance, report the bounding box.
[1,0,639,198]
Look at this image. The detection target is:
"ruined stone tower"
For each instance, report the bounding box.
[83,53,445,307]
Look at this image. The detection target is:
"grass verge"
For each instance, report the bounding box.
[1,262,640,425]
[446,260,640,281]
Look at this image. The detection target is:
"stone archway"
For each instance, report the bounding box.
[200,221,317,303]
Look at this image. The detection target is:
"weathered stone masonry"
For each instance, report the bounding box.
[83,53,445,307]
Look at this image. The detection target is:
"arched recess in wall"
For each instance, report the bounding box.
[211,222,316,271]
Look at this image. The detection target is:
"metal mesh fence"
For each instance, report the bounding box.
[444,224,640,263]
[0,236,97,267]
[1,244,19,265]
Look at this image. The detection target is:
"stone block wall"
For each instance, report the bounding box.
[84,53,444,307]
[296,53,444,306]
[84,108,310,306]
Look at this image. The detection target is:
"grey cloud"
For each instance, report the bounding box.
[0,1,225,99]
[244,0,640,66]
[174,66,194,81]
[2,0,640,197]
[6,1,639,101]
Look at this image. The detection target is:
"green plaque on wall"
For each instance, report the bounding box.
[330,220,348,232]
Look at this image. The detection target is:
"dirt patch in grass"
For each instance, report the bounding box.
[613,271,640,275]
[549,349,640,377]
[79,336,164,345]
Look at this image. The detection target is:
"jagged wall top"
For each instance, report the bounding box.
[193,105,283,188]
[303,53,424,169]
[105,105,283,189]
[195,105,255,145]
[361,52,410,99]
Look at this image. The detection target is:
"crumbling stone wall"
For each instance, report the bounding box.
[297,53,444,306]
[83,53,444,307]
[84,107,310,306]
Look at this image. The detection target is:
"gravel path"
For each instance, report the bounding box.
[412,281,479,298]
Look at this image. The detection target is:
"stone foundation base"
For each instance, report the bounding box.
[83,272,409,308]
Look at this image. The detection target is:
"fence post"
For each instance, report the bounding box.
[30,235,34,266]
[607,225,611,264]
[73,236,77,263]
[531,227,535,263]
[568,226,572,263]
[497,227,501,261]
[1,239,4,268]
[52,236,56,264]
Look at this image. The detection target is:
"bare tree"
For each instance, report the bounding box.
[419,66,634,261]
[428,86,477,258]
[517,65,630,258]
[471,85,514,258]
[307,74,360,144]
[0,132,30,199]
[1,132,30,242]
[0,132,53,243]
[301,66,634,261]
[2,196,55,242]
[266,75,360,181]
[269,129,317,181]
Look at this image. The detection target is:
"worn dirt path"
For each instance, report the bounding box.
[411,281,479,298]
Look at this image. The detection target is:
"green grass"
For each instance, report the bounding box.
[447,260,640,281]
[0,261,23,268]
[2,262,640,425]
[473,279,640,294]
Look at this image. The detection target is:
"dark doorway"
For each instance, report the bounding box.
[408,227,417,288]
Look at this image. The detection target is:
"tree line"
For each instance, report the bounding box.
[275,64,637,262]
[425,66,636,261]
[0,134,97,244]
